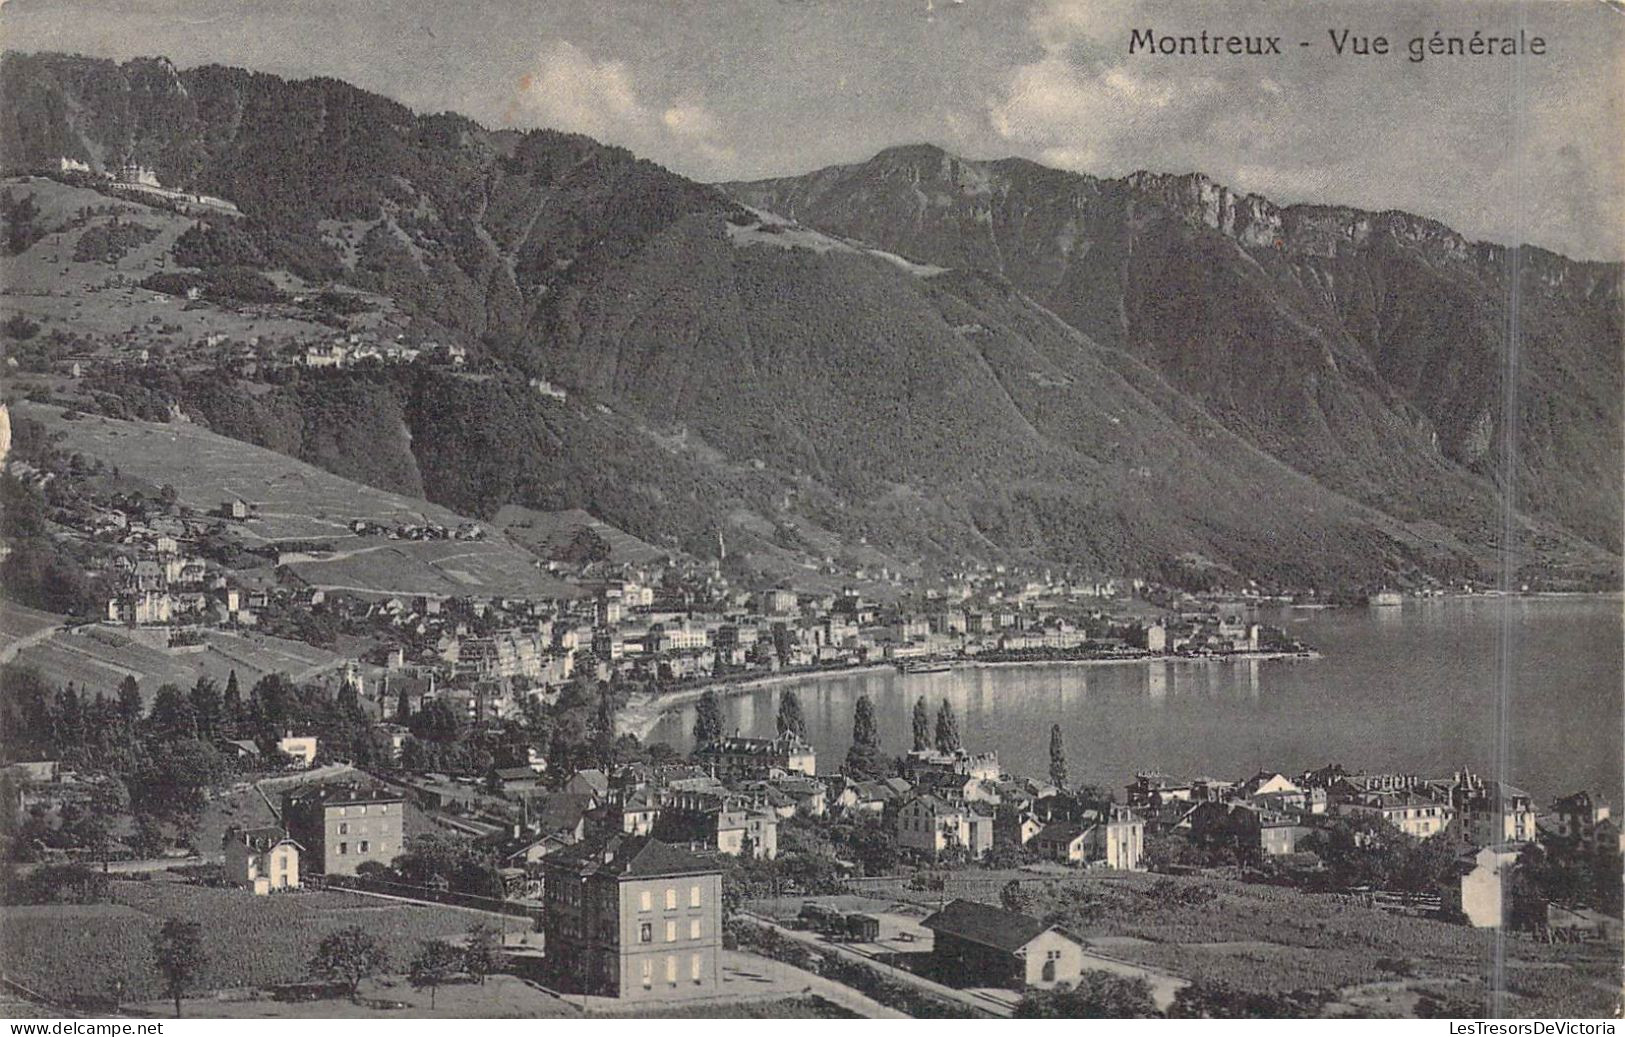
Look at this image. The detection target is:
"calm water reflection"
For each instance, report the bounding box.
[649,596,1623,803]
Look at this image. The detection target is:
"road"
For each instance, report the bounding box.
[742,912,1007,1017]
[745,909,1189,1015]
[0,619,63,664]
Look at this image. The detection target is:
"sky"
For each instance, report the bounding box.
[2,0,1621,260]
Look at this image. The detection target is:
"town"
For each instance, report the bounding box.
[0,375,1620,1019]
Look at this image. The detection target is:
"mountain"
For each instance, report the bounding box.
[2,53,1617,589]
[726,146,1624,568]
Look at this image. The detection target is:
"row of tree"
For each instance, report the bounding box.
[150,917,506,1016]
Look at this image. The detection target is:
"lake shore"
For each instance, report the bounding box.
[618,650,1321,743]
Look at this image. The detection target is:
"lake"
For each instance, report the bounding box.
[647,595,1624,804]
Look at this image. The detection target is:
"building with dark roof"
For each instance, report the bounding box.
[541,834,723,1000]
[921,899,1087,989]
[280,779,404,877]
[693,735,815,781]
[223,825,302,894]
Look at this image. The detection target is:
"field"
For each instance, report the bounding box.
[8,623,347,704]
[598,996,858,1019]
[0,879,497,1005]
[279,538,577,601]
[22,403,471,541]
[782,871,1623,1018]
[0,600,61,661]
[492,504,665,565]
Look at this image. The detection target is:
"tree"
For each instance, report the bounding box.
[911,696,930,752]
[408,939,462,1008]
[776,690,806,741]
[1000,878,1034,915]
[187,677,221,740]
[146,684,193,741]
[116,676,143,729]
[1015,971,1159,1018]
[934,699,960,753]
[395,685,412,724]
[1048,723,1068,788]
[309,925,389,1001]
[844,695,886,778]
[462,924,505,985]
[692,689,724,748]
[151,917,203,1018]
[1167,981,1329,1018]
[590,689,617,768]
[221,670,243,733]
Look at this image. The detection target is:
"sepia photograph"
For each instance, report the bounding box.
[0,0,1619,1025]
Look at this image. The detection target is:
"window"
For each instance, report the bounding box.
[338,806,348,817]
[359,841,370,853]
[689,919,701,940]
[666,955,677,986]
[359,805,368,815]
[691,953,702,984]
[639,923,652,944]
[665,888,677,910]
[641,960,652,990]
[338,842,348,855]
[640,890,652,912]
[690,885,701,907]
[665,921,676,943]
[338,823,349,835]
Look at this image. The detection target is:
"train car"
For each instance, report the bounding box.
[844,912,880,942]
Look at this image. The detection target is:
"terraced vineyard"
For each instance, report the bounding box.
[0,880,492,1005]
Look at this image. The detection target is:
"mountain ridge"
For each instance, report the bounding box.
[2,52,1618,590]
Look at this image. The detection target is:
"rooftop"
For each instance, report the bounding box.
[921,899,1055,953]
[545,834,719,881]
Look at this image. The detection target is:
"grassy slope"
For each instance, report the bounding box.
[17,401,577,600]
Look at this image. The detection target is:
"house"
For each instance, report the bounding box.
[217,738,261,762]
[280,781,404,877]
[492,766,545,793]
[1329,784,1454,839]
[5,761,60,784]
[921,899,1088,990]
[1549,791,1621,853]
[693,735,815,781]
[1029,807,1144,869]
[277,734,318,768]
[541,835,723,1000]
[223,498,250,521]
[902,748,1000,782]
[223,825,302,894]
[653,791,778,859]
[1444,773,1537,848]
[565,768,611,799]
[1188,802,1309,857]
[1124,772,1195,808]
[895,795,993,859]
[995,810,1044,847]
[1444,844,1525,928]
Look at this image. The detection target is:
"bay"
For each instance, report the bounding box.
[647,595,1624,805]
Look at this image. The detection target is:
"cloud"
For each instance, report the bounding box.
[979,0,1622,259]
[519,40,735,175]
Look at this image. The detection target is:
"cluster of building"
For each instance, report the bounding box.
[294,336,464,370]
[102,523,261,628]
[222,778,405,893]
